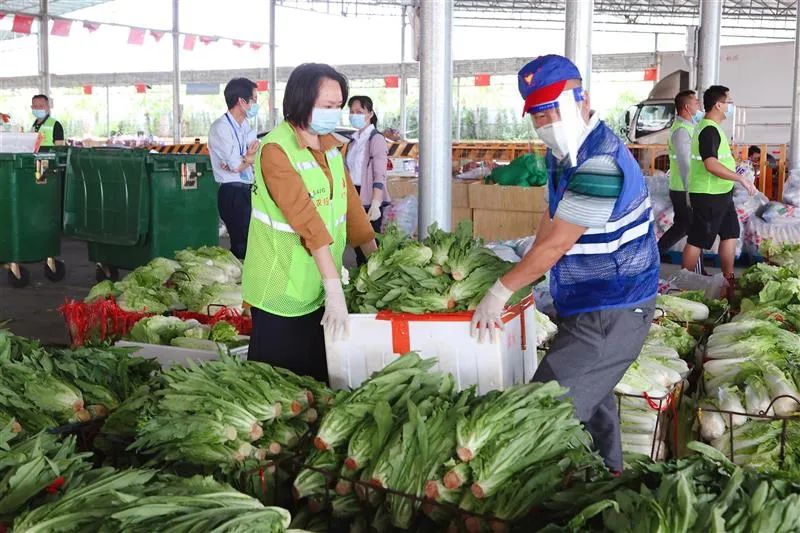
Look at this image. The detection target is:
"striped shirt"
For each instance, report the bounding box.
[549,116,623,228]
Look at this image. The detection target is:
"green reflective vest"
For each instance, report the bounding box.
[242,121,348,317]
[33,116,58,147]
[689,119,735,195]
[668,118,695,192]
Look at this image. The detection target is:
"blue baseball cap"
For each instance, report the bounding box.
[518,55,582,116]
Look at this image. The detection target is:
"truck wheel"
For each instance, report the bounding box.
[7,266,30,288]
[44,259,66,282]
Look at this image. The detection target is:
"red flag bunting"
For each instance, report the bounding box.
[232,40,246,48]
[150,30,164,42]
[183,34,196,51]
[199,35,218,45]
[0,12,6,21]
[83,21,101,32]
[257,80,269,92]
[83,85,93,95]
[643,67,658,81]
[474,73,491,87]
[128,27,146,45]
[384,76,399,88]
[135,84,147,94]
[249,42,262,50]
[51,19,72,37]
[12,14,34,34]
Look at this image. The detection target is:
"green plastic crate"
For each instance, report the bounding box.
[0,152,60,263]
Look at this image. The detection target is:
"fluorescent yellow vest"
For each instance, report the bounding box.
[242,121,348,317]
[689,119,735,195]
[668,118,695,192]
[33,116,58,147]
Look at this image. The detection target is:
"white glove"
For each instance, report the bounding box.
[367,200,382,222]
[321,279,350,342]
[740,178,757,196]
[470,280,514,344]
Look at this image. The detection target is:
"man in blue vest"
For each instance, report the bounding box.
[471,55,660,473]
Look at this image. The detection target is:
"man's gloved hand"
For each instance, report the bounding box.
[367,200,382,222]
[470,280,514,344]
[321,279,350,341]
[741,179,757,196]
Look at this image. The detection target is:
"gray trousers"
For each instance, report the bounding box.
[532,298,656,472]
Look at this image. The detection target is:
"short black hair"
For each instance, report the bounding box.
[748,145,761,157]
[348,95,378,127]
[32,94,49,103]
[674,90,695,113]
[703,85,730,112]
[283,63,348,129]
[224,78,257,110]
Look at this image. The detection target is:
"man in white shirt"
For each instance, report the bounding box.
[208,78,259,259]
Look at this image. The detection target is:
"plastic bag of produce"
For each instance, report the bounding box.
[784,169,800,208]
[744,215,800,256]
[485,153,547,187]
[758,201,799,224]
[381,195,418,237]
[667,269,727,300]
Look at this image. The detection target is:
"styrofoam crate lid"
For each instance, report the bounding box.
[115,339,248,368]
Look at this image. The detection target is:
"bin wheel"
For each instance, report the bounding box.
[44,259,66,282]
[7,266,30,288]
[95,264,119,282]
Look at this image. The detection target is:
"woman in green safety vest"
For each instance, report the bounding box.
[682,85,756,297]
[242,63,378,382]
[30,94,65,146]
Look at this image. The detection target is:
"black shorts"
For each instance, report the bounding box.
[687,191,739,249]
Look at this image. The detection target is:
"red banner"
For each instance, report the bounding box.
[12,14,34,34]
[150,30,164,42]
[51,19,72,37]
[0,13,5,21]
[644,67,658,81]
[232,40,246,48]
[83,21,101,32]
[135,84,147,94]
[257,80,269,92]
[128,27,145,45]
[199,35,218,45]
[384,75,399,88]
[183,34,196,51]
[474,73,491,87]
[83,85,93,95]
[249,42,263,50]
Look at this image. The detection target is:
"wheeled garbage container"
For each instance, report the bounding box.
[63,147,219,281]
[0,151,65,287]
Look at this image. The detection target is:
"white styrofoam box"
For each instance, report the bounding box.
[0,132,39,153]
[325,303,537,394]
[115,340,248,368]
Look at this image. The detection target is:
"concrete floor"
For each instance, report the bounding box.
[0,236,725,347]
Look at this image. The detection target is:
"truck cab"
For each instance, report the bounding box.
[623,70,689,145]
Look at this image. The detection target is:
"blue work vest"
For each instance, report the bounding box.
[547,121,659,317]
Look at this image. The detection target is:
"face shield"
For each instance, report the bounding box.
[531,87,588,167]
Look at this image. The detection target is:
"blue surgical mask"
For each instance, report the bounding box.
[692,109,704,124]
[310,108,341,135]
[349,114,367,129]
[725,102,735,120]
[32,109,47,120]
[245,102,259,119]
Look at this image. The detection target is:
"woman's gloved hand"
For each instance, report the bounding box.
[367,199,382,222]
[321,278,350,341]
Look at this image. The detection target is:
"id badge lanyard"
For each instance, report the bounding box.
[225,113,253,183]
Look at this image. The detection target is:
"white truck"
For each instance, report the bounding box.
[624,41,794,147]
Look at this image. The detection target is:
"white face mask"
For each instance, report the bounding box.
[535,122,571,161]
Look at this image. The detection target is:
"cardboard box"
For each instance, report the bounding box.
[451,180,471,208]
[452,207,472,226]
[468,182,547,213]
[387,177,418,199]
[473,209,542,241]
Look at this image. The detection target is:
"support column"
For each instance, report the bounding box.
[269,0,277,128]
[418,0,453,235]
[171,0,181,143]
[696,0,722,96]
[39,0,51,96]
[399,5,407,138]
[564,0,593,91]
[789,8,800,170]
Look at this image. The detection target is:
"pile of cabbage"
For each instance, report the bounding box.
[85,246,243,314]
[126,316,247,351]
[696,261,800,472]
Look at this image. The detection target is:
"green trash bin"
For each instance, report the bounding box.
[0,151,65,288]
[38,146,69,226]
[63,148,219,281]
